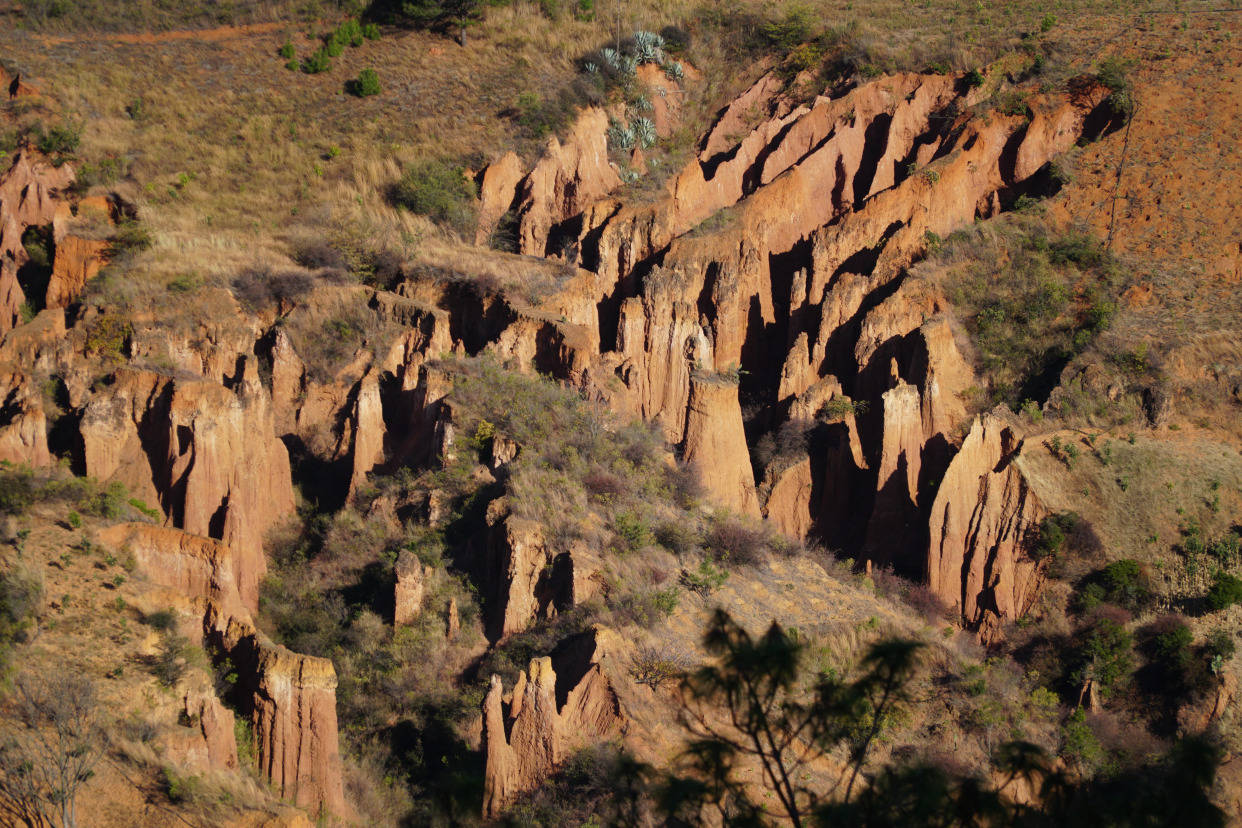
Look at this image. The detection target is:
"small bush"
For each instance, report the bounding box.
[763,3,815,51]
[629,645,691,689]
[143,609,177,632]
[680,559,728,597]
[819,396,868,421]
[1205,572,1242,613]
[302,47,332,74]
[390,159,477,233]
[34,123,81,157]
[362,22,381,40]
[278,40,295,59]
[160,767,201,804]
[614,588,679,628]
[612,510,653,552]
[706,518,770,567]
[84,316,132,361]
[1096,56,1135,117]
[0,467,36,515]
[153,631,190,686]
[656,521,701,557]
[1030,512,1080,561]
[231,267,316,311]
[0,563,44,674]
[347,68,381,98]
[1070,613,1133,698]
[1060,708,1104,770]
[1077,559,1151,612]
[110,220,153,254]
[1204,629,1236,662]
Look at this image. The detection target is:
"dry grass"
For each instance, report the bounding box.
[0,0,1210,301]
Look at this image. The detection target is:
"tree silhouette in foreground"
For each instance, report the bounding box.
[0,670,102,828]
[656,609,1225,827]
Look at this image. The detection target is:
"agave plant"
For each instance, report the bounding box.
[632,94,653,113]
[632,30,665,65]
[664,60,684,81]
[632,116,657,149]
[584,61,600,74]
[600,47,622,71]
[608,118,636,150]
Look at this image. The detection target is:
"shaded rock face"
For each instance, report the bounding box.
[81,362,295,611]
[926,415,1047,641]
[481,627,621,818]
[100,523,347,816]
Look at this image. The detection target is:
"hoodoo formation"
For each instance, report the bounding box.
[0,3,1239,826]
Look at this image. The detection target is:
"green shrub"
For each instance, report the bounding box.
[390,159,477,233]
[1071,614,1133,697]
[614,588,679,628]
[278,40,295,59]
[160,766,201,804]
[819,396,868,421]
[362,22,381,40]
[680,559,728,597]
[347,68,381,98]
[1150,621,1194,675]
[153,631,190,686]
[1030,512,1079,561]
[762,3,815,50]
[1060,708,1104,769]
[0,564,44,674]
[612,510,652,551]
[110,219,153,254]
[143,609,177,632]
[1096,56,1135,117]
[302,47,332,74]
[1204,629,1236,662]
[1078,559,1150,612]
[34,123,81,157]
[964,68,985,88]
[0,467,36,515]
[1205,572,1242,612]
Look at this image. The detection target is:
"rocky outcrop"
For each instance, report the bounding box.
[247,641,346,816]
[926,415,1047,641]
[0,372,52,467]
[45,196,115,309]
[183,687,240,772]
[482,627,622,818]
[681,374,760,517]
[0,150,75,330]
[482,502,600,641]
[763,457,815,538]
[97,523,247,618]
[515,108,622,256]
[475,151,525,245]
[394,550,427,626]
[101,523,347,816]
[864,380,926,568]
[81,361,295,610]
